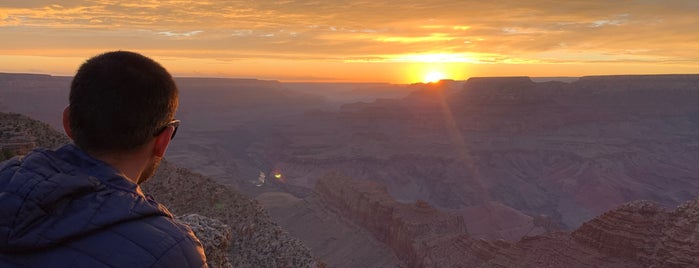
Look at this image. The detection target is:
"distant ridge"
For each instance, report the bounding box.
[530,77,579,83]
[0,72,54,78]
[0,73,61,81]
[175,77,281,84]
[1,71,697,85]
[578,73,699,79]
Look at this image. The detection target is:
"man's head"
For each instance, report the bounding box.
[65,51,178,183]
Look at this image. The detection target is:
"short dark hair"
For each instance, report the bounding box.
[69,51,178,153]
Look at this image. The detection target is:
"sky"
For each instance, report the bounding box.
[1,0,699,83]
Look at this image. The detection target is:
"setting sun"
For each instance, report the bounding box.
[0,1,698,82]
[424,71,446,83]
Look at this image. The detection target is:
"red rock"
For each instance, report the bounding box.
[317,171,699,267]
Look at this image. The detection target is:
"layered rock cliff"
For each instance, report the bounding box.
[572,199,699,267]
[316,172,699,267]
[315,173,467,267]
[488,198,699,267]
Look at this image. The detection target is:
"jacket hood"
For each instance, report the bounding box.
[0,144,171,253]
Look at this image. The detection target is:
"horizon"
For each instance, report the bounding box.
[6,70,699,85]
[1,1,699,83]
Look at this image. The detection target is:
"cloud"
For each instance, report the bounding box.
[157,30,204,37]
[375,33,456,43]
[0,0,698,66]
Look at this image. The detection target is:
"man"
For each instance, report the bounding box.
[0,51,207,267]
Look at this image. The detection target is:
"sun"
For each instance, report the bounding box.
[424,71,446,83]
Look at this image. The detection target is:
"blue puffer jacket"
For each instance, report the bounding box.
[0,144,207,267]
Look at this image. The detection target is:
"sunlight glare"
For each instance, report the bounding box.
[424,71,446,83]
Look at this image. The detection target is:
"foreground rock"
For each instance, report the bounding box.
[178,214,233,268]
[0,112,70,155]
[145,161,320,267]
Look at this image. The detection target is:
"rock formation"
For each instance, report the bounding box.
[177,214,233,268]
[486,197,699,267]
[144,161,321,268]
[572,199,699,267]
[0,112,70,150]
[315,173,469,267]
[316,172,699,267]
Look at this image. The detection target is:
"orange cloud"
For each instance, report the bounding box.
[0,0,698,82]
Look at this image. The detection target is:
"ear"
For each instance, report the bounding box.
[62,106,73,139]
[152,126,174,157]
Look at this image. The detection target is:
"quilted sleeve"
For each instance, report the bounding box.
[151,235,208,268]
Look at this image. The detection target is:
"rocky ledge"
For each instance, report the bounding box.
[145,161,322,267]
[178,214,233,268]
[572,199,699,267]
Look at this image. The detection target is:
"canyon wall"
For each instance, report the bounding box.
[317,172,699,267]
[315,173,467,267]
[572,199,699,267]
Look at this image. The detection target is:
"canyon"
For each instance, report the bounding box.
[254,75,699,231]
[4,73,699,266]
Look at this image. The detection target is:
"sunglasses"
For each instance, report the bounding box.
[155,119,181,139]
